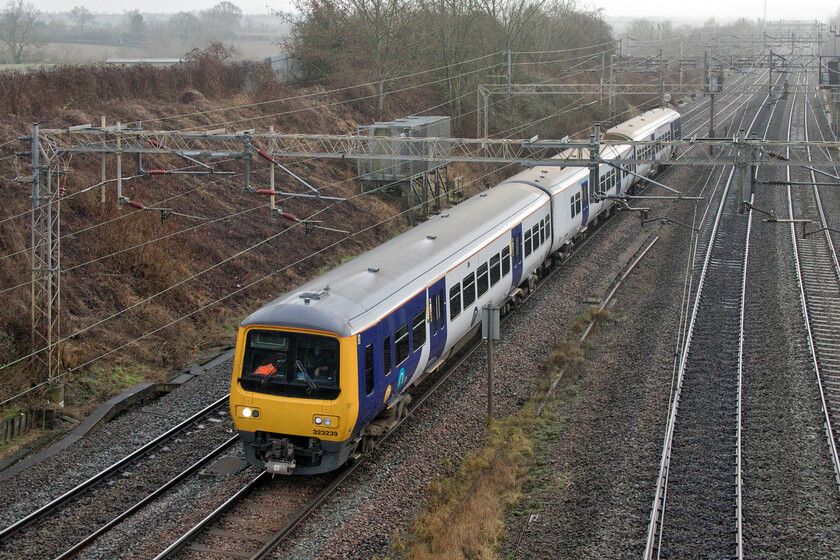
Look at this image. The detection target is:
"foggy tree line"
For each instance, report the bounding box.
[0,0,271,63]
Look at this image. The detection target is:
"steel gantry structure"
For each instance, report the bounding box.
[15,15,837,400]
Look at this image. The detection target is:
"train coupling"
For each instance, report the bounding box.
[265,460,296,475]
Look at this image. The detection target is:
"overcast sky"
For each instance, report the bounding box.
[31,0,838,21]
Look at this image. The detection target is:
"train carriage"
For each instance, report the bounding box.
[230,107,681,475]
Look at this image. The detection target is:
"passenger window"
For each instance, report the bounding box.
[365,344,374,396]
[435,293,444,331]
[430,297,438,334]
[449,283,461,320]
[576,192,582,215]
[463,272,476,307]
[477,263,489,297]
[570,197,576,218]
[501,247,511,276]
[383,335,392,375]
[525,230,532,256]
[490,254,501,285]
[412,311,425,350]
[395,324,409,365]
[532,224,540,249]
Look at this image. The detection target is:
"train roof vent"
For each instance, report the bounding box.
[300,285,330,303]
[427,235,437,240]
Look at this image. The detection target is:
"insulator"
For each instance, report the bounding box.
[256,149,276,163]
[256,189,279,195]
[127,200,145,210]
[281,212,299,222]
[148,170,169,175]
[148,139,166,149]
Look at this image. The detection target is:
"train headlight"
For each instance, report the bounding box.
[237,406,260,419]
[313,415,339,428]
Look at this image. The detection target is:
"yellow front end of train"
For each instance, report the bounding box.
[230,325,360,475]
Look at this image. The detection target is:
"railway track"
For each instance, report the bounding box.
[0,395,233,558]
[787,78,840,492]
[0,63,785,560]
[644,65,782,560]
[149,178,646,559]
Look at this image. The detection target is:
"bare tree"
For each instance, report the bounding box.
[290,0,422,119]
[417,0,486,115]
[69,5,94,29]
[169,11,202,43]
[202,1,243,40]
[0,0,40,64]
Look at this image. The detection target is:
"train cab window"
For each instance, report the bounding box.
[383,335,392,375]
[395,324,409,365]
[239,330,340,400]
[463,272,476,307]
[502,247,511,276]
[364,344,374,396]
[477,263,489,297]
[412,311,426,350]
[490,254,501,286]
[525,230,532,256]
[449,283,461,320]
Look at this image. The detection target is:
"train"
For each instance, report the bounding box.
[229,107,681,475]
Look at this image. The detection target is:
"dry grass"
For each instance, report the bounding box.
[404,305,613,558]
[407,412,534,560]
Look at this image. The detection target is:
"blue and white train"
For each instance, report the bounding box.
[229,108,681,474]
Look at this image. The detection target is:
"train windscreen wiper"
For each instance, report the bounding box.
[294,360,318,393]
[259,358,285,387]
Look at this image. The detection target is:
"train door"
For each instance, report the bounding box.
[427,277,447,364]
[511,224,523,288]
[581,180,590,225]
[357,325,381,427]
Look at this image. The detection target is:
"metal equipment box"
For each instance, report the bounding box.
[358,116,451,183]
[819,57,840,88]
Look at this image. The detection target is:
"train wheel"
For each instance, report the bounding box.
[361,435,375,455]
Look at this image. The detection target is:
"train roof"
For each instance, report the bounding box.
[603,108,680,142]
[500,144,629,196]
[242,182,549,336]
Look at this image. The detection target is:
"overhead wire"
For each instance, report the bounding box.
[140,51,505,127]
[1,45,693,386]
[0,157,498,405]
[178,59,502,132]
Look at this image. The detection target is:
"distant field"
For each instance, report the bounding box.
[26,40,285,65]
[0,63,55,72]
